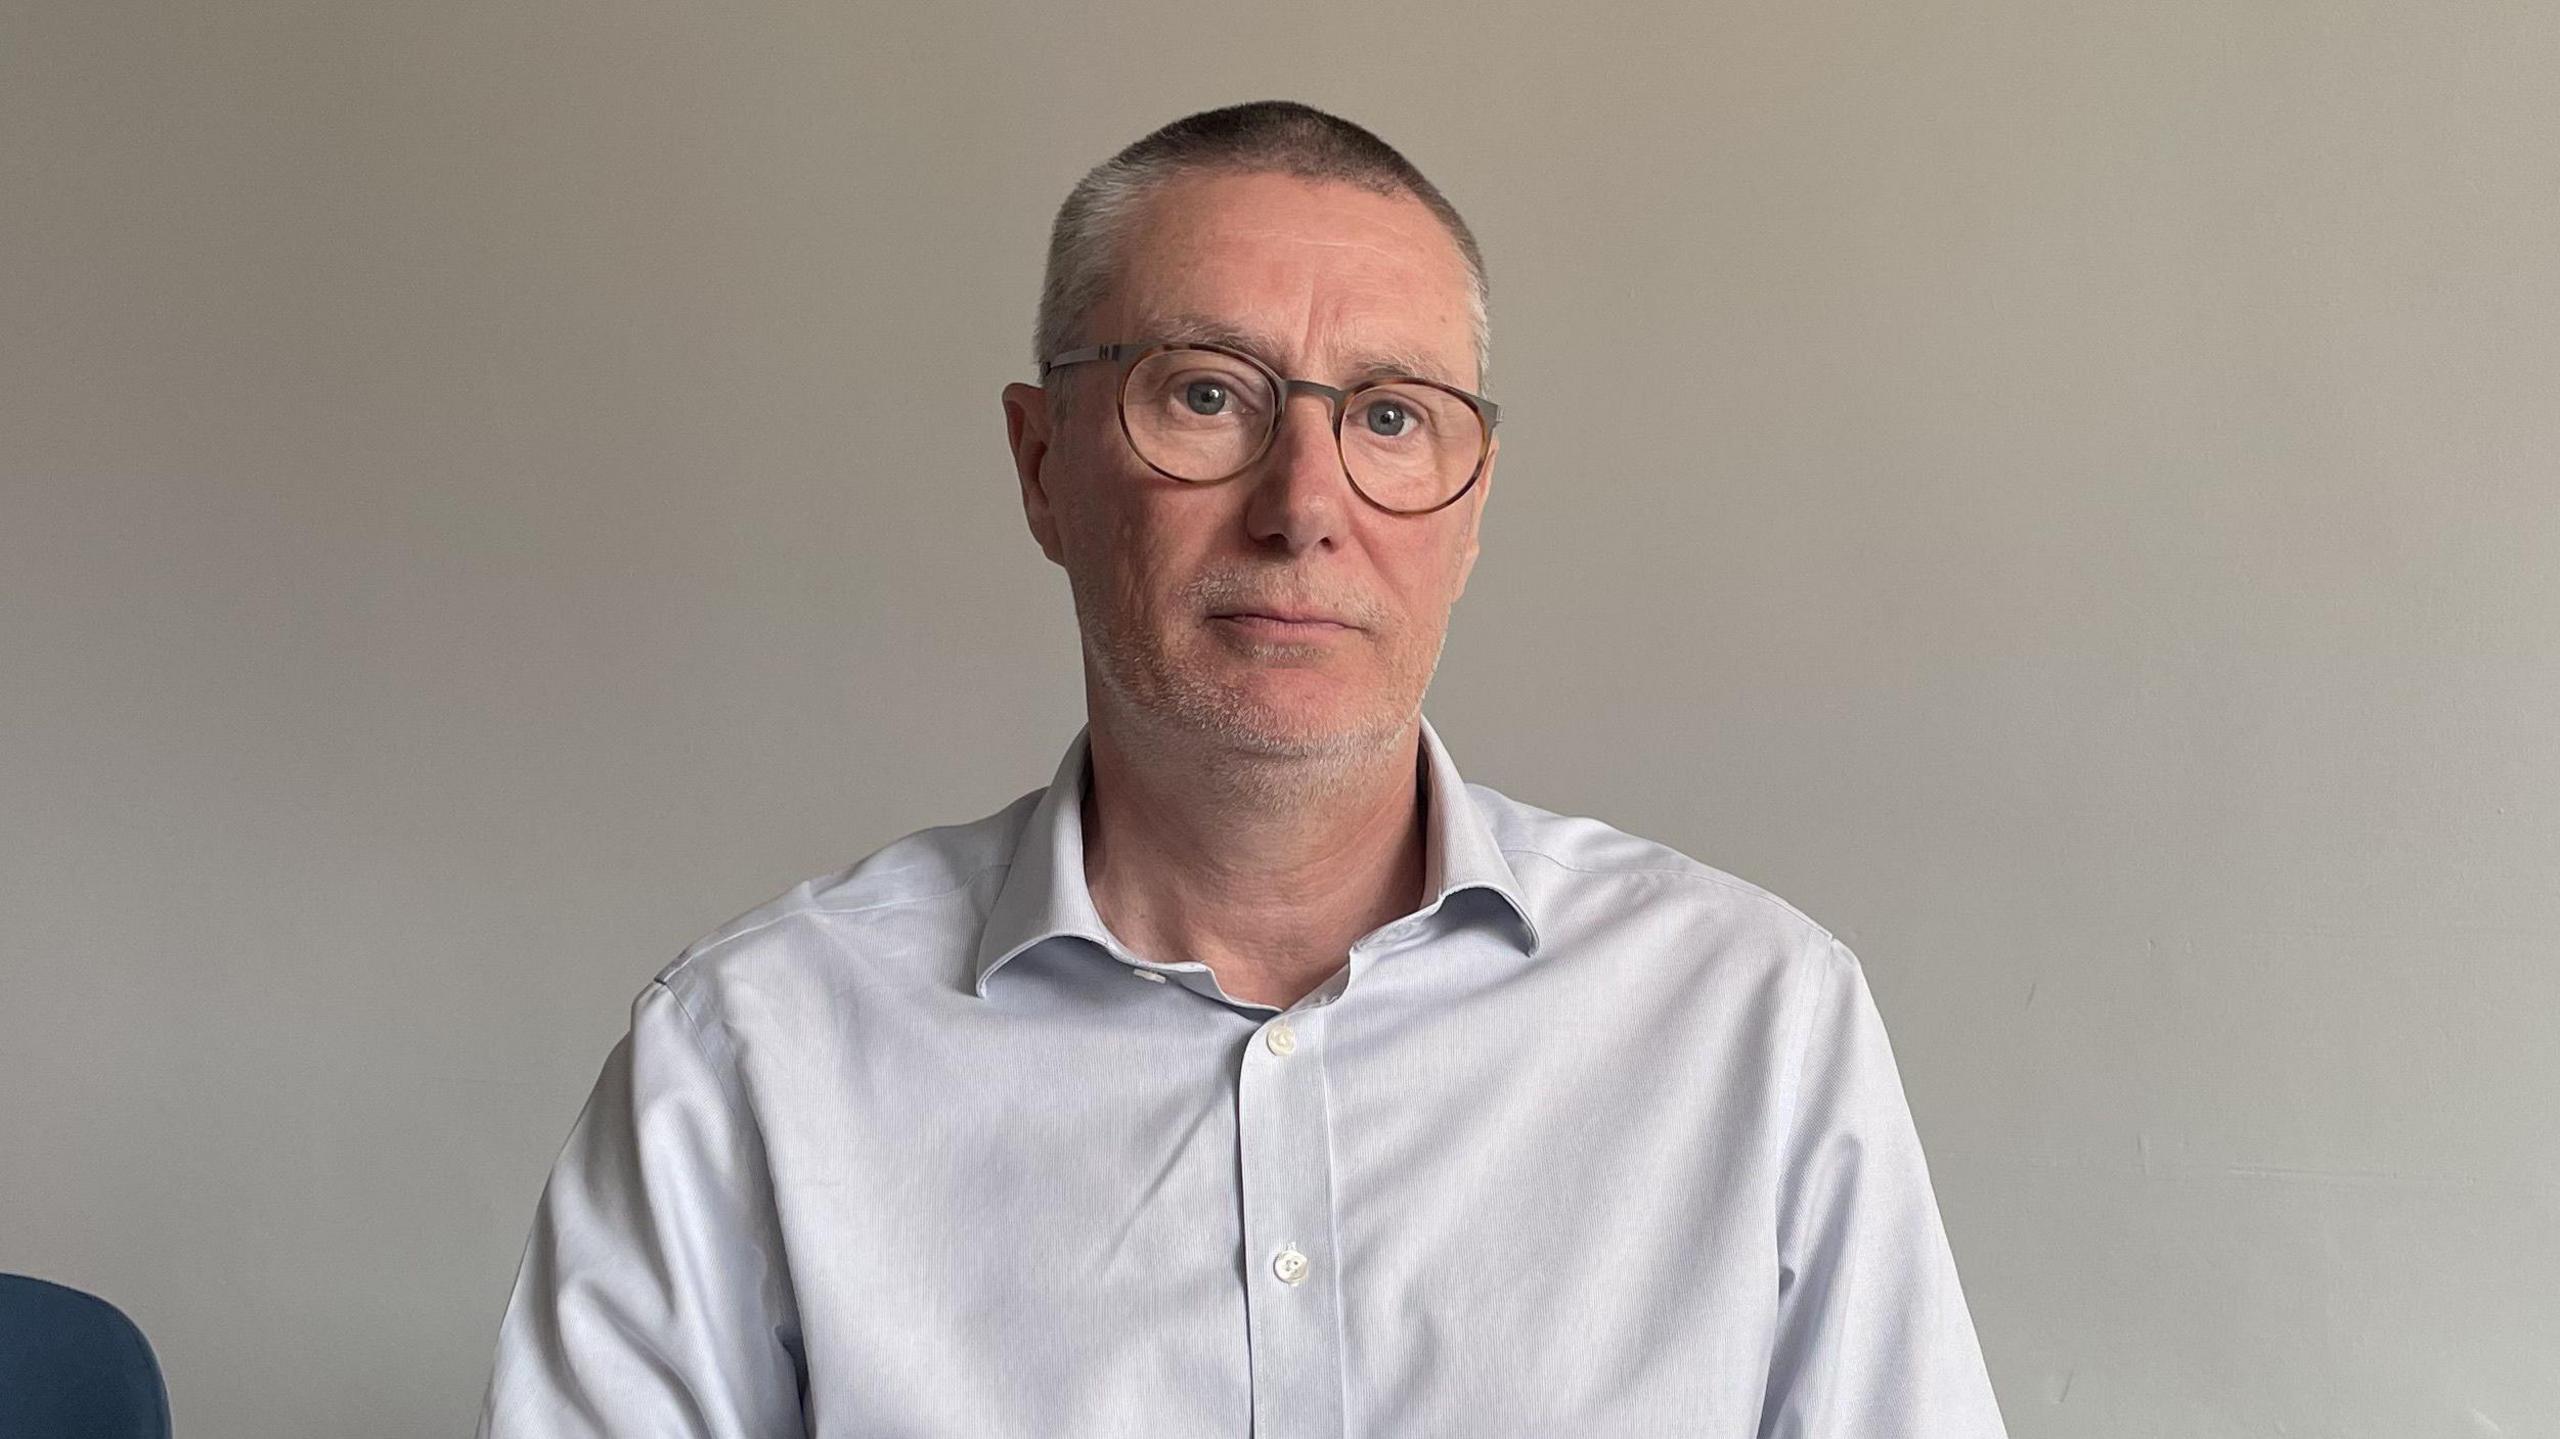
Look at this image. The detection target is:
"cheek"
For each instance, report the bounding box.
[1091,502,1194,631]
[1384,538,1471,620]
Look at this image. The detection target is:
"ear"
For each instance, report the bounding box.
[1002,381,1066,567]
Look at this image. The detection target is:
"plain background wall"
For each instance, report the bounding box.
[5,1,2554,1434]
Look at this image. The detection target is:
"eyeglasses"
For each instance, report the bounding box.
[1039,341,1499,516]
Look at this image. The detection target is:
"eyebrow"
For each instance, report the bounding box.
[1141,313,1465,389]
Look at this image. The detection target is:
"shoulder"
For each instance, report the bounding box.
[1467,778,1843,966]
[646,784,1044,1012]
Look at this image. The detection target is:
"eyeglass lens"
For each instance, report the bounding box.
[1121,348,1483,511]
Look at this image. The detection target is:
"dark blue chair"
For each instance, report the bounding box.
[0,1275,171,1439]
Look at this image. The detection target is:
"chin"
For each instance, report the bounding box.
[1183,679,1413,760]
[1096,621,1416,758]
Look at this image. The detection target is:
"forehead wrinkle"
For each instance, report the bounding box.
[1176,228,1472,352]
[1174,192,1454,259]
[1211,228,1436,270]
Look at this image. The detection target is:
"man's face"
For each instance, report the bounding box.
[1002,170,1495,762]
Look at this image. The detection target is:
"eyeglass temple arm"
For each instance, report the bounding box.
[1036,344,1132,379]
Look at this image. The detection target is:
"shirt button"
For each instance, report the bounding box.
[1272,1247,1310,1285]
[1265,1023,1297,1056]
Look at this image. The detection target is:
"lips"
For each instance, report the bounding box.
[1213,610,1354,629]
[1213,604,1361,627]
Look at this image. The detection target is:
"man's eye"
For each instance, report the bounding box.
[1361,401,1414,437]
[1183,381,1230,415]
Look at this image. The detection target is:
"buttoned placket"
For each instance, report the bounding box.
[1235,982,1348,1439]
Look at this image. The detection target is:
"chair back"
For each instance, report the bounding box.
[0,1274,172,1439]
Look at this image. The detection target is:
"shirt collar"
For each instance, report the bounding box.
[972,713,1542,997]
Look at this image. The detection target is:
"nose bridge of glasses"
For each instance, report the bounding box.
[1275,376,1353,428]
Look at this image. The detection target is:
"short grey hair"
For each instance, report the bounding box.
[1034,101,1491,393]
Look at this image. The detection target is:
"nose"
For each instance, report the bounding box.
[1241,386,1353,553]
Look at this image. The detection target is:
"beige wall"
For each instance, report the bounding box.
[5,2,2555,1434]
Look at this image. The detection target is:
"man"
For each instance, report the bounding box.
[478,101,2007,1437]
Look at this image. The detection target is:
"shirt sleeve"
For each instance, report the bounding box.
[477,978,807,1439]
[1758,935,2007,1438]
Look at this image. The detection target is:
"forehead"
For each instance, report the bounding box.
[1105,170,1478,384]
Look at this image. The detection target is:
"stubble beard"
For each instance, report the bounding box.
[1068,562,1448,810]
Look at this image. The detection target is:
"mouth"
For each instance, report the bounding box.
[1211,611,1358,637]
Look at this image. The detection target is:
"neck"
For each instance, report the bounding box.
[1080,705,1430,1010]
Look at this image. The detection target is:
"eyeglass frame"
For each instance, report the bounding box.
[1038,340,1501,516]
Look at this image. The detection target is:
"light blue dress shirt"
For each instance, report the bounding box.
[478,716,2006,1437]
